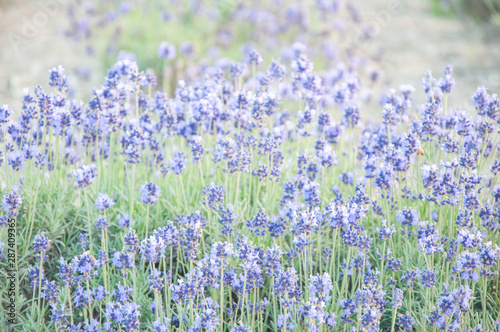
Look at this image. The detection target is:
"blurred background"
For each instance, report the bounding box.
[0,0,499,113]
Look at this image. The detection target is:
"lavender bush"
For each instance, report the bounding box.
[64,0,385,98]
[0,3,499,332]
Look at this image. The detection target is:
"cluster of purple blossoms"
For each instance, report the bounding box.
[218,204,237,237]
[149,268,164,293]
[247,209,270,236]
[427,285,474,330]
[117,213,134,227]
[398,314,416,332]
[33,232,51,260]
[2,188,23,217]
[140,234,166,263]
[94,193,115,211]
[273,268,302,308]
[158,41,176,60]
[375,219,396,241]
[2,7,500,328]
[453,251,482,282]
[457,227,486,248]
[73,164,97,188]
[396,209,419,228]
[139,182,161,205]
[104,301,141,330]
[169,152,186,175]
[202,182,225,211]
[95,215,109,231]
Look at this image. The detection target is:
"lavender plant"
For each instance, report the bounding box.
[0,24,499,332]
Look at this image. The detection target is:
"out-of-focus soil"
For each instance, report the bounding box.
[361,1,500,109]
[0,0,100,111]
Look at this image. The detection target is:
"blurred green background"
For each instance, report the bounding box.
[431,0,500,25]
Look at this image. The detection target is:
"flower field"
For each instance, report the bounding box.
[0,1,499,331]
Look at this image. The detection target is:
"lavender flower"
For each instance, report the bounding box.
[51,305,68,329]
[149,268,164,293]
[309,273,333,303]
[33,232,51,260]
[169,152,186,175]
[41,280,60,304]
[454,251,482,282]
[219,204,236,237]
[2,189,23,217]
[457,227,485,248]
[139,182,161,205]
[398,314,415,332]
[77,233,89,250]
[397,209,419,227]
[190,136,205,162]
[230,324,252,332]
[72,251,97,280]
[73,164,97,188]
[375,219,396,241]
[140,234,165,263]
[124,229,139,253]
[392,288,403,308]
[0,104,13,123]
[117,213,134,227]
[203,182,225,211]
[95,215,109,231]
[94,193,115,212]
[158,42,176,60]
[247,209,270,236]
[7,151,24,171]
[420,269,437,288]
[248,49,263,66]
[427,285,473,330]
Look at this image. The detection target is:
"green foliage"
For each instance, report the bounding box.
[96,3,250,75]
[431,0,500,25]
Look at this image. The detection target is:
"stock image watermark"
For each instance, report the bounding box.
[5,217,17,325]
[6,0,70,54]
[341,0,404,52]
